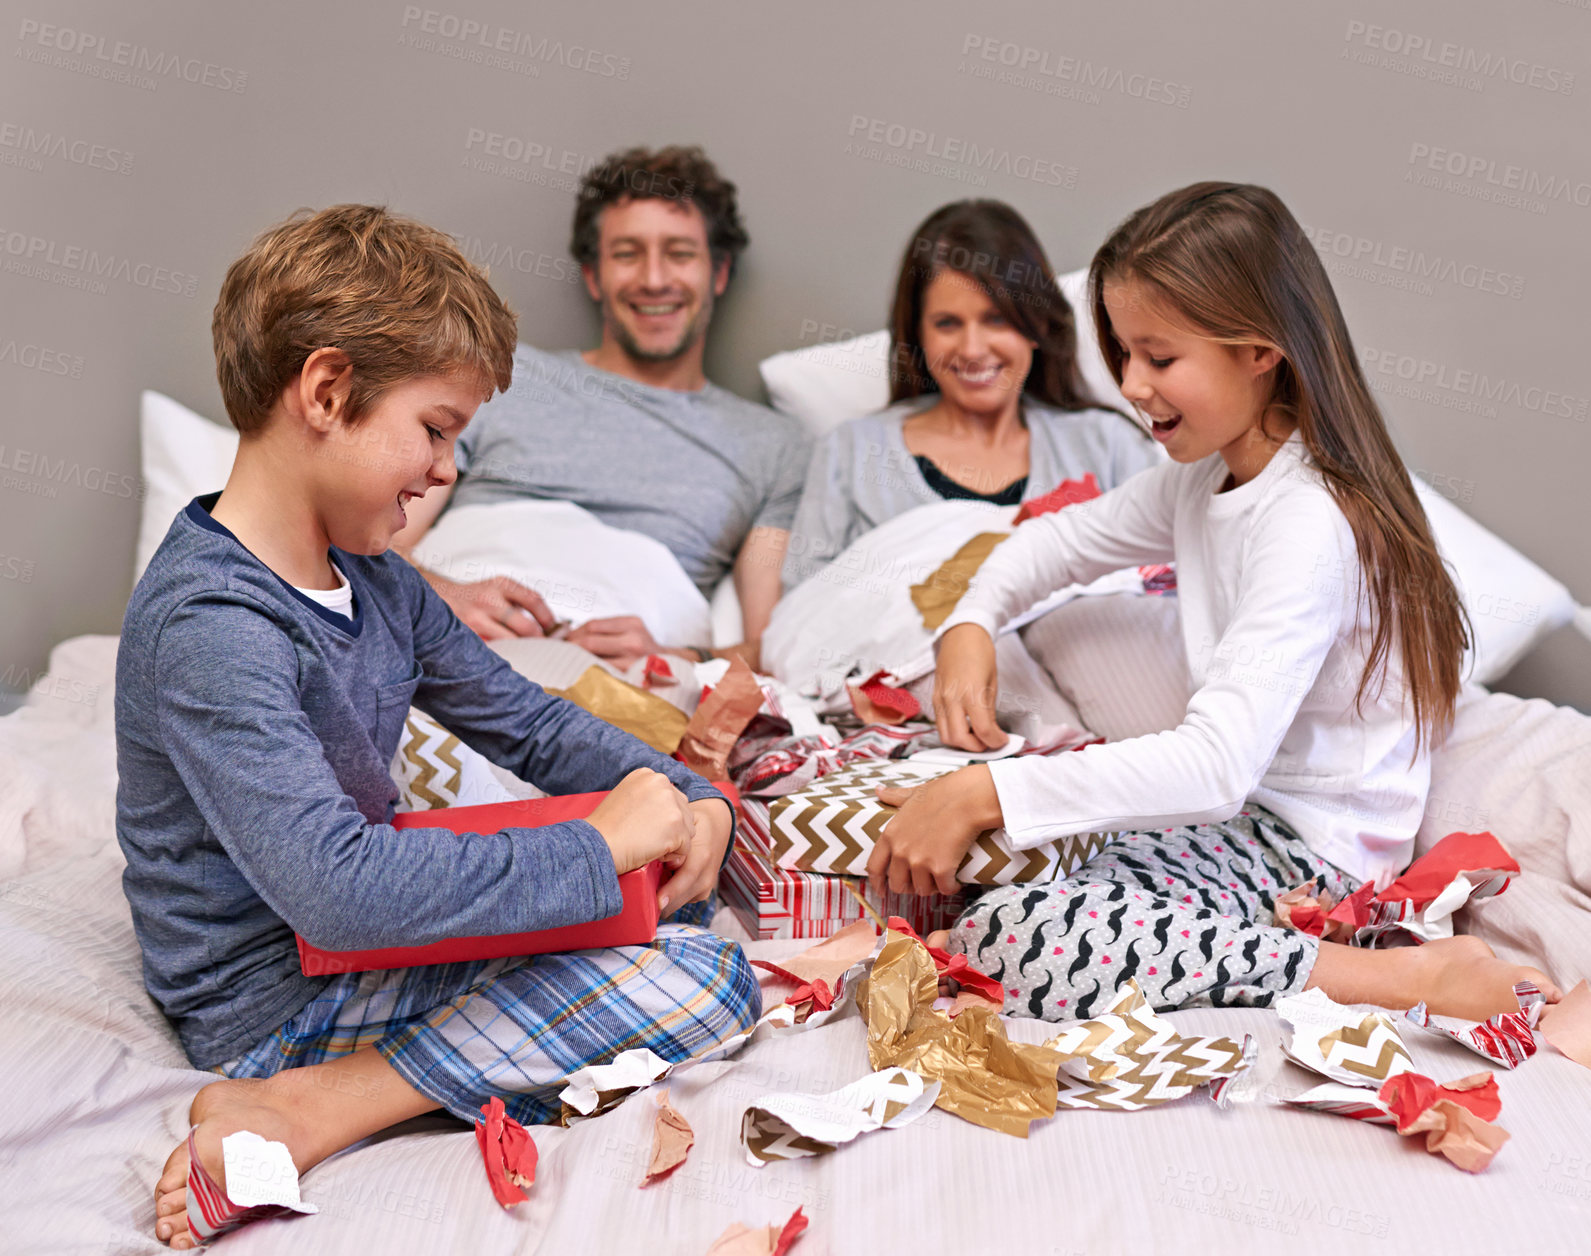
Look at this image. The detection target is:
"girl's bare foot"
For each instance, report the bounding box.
[1408,935,1560,1020]
[154,1079,300,1249]
[926,930,951,951]
[152,1049,436,1248]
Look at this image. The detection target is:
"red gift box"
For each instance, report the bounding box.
[296,785,736,976]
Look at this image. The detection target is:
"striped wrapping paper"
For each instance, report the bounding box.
[724,796,965,940]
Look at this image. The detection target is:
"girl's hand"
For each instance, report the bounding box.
[656,798,735,914]
[865,766,1003,896]
[933,624,1008,751]
[586,769,695,876]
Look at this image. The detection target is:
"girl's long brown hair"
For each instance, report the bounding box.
[888,200,1136,433]
[1089,182,1469,751]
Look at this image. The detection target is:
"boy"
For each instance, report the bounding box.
[115,205,759,1249]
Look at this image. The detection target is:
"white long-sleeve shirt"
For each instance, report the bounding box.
[941,436,1427,886]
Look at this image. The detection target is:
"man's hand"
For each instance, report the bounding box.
[657,798,734,914]
[933,624,1008,752]
[865,765,1003,896]
[566,616,663,669]
[586,769,696,876]
[428,573,557,641]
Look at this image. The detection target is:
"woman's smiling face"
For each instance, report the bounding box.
[918,270,1035,416]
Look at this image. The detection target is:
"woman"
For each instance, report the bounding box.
[782,199,1158,589]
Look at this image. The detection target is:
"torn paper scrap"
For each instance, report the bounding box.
[1321,831,1520,946]
[473,1096,539,1208]
[1539,979,1591,1069]
[1404,980,1544,1067]
[1286,1071,1508,1172]
[220,1131,318,1214]
[705,1207,809,1256]
[741,1067,940,1167]
[863,925,1060,1137]
[1277,988,1414,1086]
[560,1048,675,1120]
[549,666,689,754]
[642,1090,694,1186]
[676,657,766,779]
[1042,979,1256,1111]
[750,920,881,990]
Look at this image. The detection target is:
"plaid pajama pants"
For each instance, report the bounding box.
[947,805,1360,1022]
[217,900,759,1126]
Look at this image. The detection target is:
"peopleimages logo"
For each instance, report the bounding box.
[1302,224,1525,300]
[14,19,248,92]
[1361,347,1588,424]
[1343,20,1575,95]
[0,122,133,175]
[1406,142,1591,214]
[398,8,631,78]
[959,35,1192,107]
[0,227,200,298]
[845,115,1078,189]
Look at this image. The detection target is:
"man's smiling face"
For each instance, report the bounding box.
[582,196,729,364]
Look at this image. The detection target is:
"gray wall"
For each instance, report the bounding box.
[3,0,1588,709]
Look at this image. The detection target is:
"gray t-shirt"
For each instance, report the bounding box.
[454,345,811,596]
[783,398,1160,588]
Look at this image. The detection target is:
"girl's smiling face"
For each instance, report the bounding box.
[1103,277,1288,481]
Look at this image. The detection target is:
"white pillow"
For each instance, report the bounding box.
[135,390,239,582]
[757,268,1129,436]
[1414,480,1576,684]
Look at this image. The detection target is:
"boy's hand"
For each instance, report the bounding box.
[934,624,1007,752]
[657,798,734,915]
[429,572,557,641]
[866,766,1003,896]
[586,769,695,876]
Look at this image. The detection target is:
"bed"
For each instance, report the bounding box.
[1,634,1588,1255]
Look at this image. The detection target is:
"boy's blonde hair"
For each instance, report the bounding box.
[212,204,517,434]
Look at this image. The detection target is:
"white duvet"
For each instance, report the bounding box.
[2,636,1589,1255]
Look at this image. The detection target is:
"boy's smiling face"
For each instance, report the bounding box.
[314,371,485,555]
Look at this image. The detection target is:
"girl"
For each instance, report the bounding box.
[864,182,1556,1023]
[782,199,1157,591]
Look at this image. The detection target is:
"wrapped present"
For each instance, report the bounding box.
[767,760,1113,886]
[725,797,964,940]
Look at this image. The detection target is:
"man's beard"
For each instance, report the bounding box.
[603,287,714,364]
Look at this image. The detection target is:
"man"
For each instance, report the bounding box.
[395,145,809,669]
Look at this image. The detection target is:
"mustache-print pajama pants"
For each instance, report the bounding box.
[945,805,1360,1022]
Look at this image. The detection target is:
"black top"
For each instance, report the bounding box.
[915,456,1028,506]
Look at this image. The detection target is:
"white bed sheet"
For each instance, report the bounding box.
[2,637,1589,1255]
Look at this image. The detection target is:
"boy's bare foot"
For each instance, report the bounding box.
[1408,935,1560,1021]
[154,1078,301,1249]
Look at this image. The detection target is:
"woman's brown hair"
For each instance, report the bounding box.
[887,200,1123,420]
[1089,182,1469,750]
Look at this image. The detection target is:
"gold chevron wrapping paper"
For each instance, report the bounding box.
[740,1067,941,1167]
[393,709,465,810]
[1277,988,1416,1087]
[1041,978,1256,1110]
[767,760,1113,886]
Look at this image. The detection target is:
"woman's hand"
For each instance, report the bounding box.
[657,798,735,914]
[566,616,662,669]
[865,765,1003,896]
[933,624,1007,751]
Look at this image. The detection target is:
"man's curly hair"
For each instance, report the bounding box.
[570,145,750,280]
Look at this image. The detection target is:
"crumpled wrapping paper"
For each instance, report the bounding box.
[860,926,1060,1137]
[1277,831,1520,946]
[705,1207,808,1256]
[1540,979,1591,1069]
[1286,1072,1509,1172]
[474,1096,539,1207]
[1276,988,1414,1087]
[1042,979,1257,1111]
[1404,980,1544,1068]
[548,665,689,754]
[642,1090,694,1185]
[676,657,766,779]
[740,1066,940,1167]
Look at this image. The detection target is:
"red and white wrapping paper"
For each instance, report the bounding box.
[1403,980,1544,1068]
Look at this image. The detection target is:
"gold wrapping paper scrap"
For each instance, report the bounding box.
[675,657,765,779]
[643,1090,694,1185]
[861,927,1060,1137]
[548,666,689,754]
[1041,979,1255,1110]
[910,532,1009,631]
